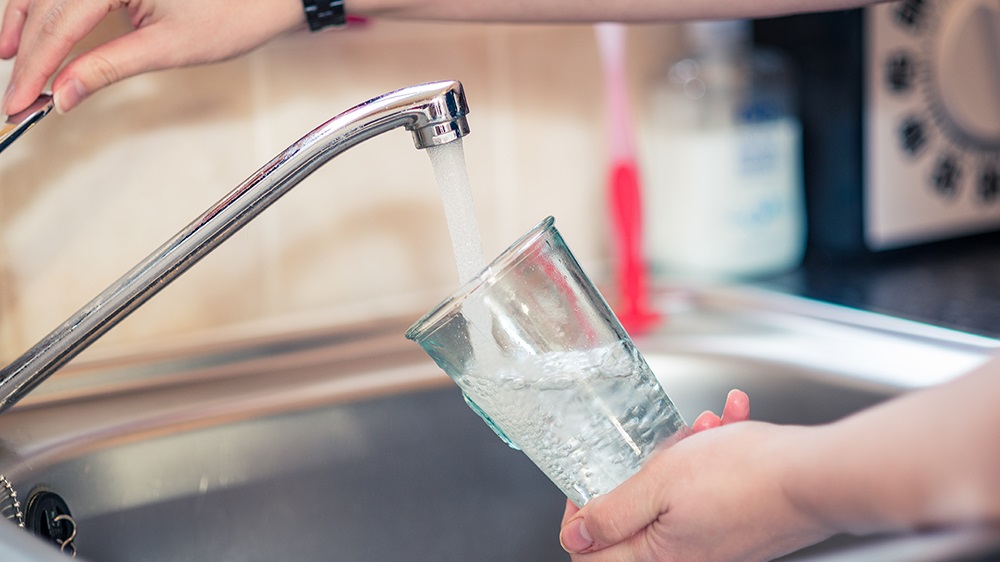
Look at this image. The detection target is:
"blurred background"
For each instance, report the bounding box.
[0,15,687,361]
[5,1,1000,364]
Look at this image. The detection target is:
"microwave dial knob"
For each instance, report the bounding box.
[930,0,1000,148]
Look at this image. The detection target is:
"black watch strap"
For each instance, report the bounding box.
[302,0,347,32]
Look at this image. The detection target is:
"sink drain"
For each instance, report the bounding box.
[24,487,77,558]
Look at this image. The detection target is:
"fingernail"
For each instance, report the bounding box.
[560,518,593,553]
[692,410,720,432]
[54,78,86,114]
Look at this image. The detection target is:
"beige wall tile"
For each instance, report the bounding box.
[0,25,262,358]
[0,15,682,364]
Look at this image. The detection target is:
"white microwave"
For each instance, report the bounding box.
[754,0,1000,257]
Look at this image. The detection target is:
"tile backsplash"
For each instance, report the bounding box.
[0,10,680,361]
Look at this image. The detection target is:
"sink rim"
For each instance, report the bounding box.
[17,285,1000,411]
[0,285,993,479]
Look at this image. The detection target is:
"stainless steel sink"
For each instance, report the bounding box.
[0,286,996,561]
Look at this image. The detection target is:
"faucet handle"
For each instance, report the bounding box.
[0,93,54,155]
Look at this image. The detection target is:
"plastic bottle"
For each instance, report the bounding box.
[641,19,806,281]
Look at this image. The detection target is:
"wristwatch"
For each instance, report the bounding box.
[301,0,347,32]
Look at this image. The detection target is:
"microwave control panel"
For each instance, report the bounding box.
[865,0,1000,249]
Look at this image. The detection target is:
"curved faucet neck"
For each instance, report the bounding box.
[0,80,471,414]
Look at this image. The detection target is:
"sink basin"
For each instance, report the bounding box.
[0,287,996,561]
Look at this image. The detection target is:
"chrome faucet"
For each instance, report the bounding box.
[0,80,471,414]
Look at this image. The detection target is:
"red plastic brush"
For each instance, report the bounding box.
[595,23,660,334]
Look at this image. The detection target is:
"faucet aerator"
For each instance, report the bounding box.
[413,116,471,149]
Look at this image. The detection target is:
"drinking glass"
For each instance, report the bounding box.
[406,216,686,506]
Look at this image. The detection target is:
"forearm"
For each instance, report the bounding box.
[789,355,1000,536]
[348,0,886,23]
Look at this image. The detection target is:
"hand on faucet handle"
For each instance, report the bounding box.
[0,0,305,115]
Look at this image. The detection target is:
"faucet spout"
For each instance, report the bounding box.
[0,80,471,414]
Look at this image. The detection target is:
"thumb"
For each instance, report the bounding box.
[560,457,671,554]
[51,27,169,113]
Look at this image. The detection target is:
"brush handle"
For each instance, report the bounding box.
[596,23,659,333]
[595,22,635,162]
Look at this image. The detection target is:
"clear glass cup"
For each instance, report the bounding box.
[406,216,687,506]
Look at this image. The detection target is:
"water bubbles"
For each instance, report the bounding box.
[461,341,685,506]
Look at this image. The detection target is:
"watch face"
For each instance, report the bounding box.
[865,0,1000,249]
[303,0,346,31]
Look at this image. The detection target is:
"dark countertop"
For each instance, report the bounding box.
[759,232,1000,339]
